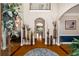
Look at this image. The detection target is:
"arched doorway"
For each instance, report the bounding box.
[35,18,45,42]
[59,4,79,44]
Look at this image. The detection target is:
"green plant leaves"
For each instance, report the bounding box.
[70,38,79,56]
[71,49,79,56]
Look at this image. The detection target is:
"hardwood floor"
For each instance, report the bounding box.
[11,39,71,56]
[11,42,20,55]
[0,39,71,56]
[1,48,10,56]
[60,44,72,55]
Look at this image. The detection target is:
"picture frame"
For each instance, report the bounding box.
[29,3,51,10]
[65,20,76,30]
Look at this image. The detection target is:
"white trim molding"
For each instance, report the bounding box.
[30,10,51,12]
[61,42,72,44]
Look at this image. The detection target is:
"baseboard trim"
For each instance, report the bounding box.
[60,42,72,44]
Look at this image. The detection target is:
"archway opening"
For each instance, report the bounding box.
[59,4,79,44]
[34,18,45,42]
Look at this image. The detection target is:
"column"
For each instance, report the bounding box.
[47,29,49,45]
[21,20,23,46]
[45,24,48,45]
[22,25,25,46]
[33,35,35,45]
[29,30,31,45]
[57,20,60,46]
[45,34,47,45]
[52,21,56,45]
[25,25,28,45]
[44,27,47,45]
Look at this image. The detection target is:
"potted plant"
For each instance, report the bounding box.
[70,38,79,56]
[2,3,21,49]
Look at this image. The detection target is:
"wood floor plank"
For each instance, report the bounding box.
[60,44,72,55]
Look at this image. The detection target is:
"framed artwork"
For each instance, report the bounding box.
[65,20,76,30]
[30,3,51,10]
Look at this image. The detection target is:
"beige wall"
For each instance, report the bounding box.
[22,3,59,39]
[21,3,79,44]
[60,14,79,36]
[57,3,78,19]
[59,4,79,36]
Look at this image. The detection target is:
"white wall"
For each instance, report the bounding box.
[22,3,58,39]
[22,3,78,35]
[60,4,79,36]
[60,14,79,36]
[21,3,79,45]
[57,3,78,19]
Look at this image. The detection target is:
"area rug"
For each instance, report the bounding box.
[24,48,59,56]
